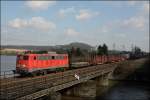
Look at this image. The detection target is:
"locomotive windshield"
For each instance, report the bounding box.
[17,55,29,60]
[23,56,29,60]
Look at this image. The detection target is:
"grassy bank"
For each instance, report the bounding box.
[112,58,149,81]
[0,51,17,56]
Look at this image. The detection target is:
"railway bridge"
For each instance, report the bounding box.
[0,63,118,100]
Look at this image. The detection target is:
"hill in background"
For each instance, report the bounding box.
[1,42,93,52]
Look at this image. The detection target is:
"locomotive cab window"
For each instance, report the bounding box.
[23,56,29,60]
[17,56,23,60]
[52,56,55,59]
[33,56,36,60]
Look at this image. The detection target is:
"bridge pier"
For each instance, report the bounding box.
[96,72,113,86]
[63,80,96,98]
[62,72,114,99]
[95,72,115,96]
[44,92,61,100]
[97,76,109,86]
[73,80,96,98]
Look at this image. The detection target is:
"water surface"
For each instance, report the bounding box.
[97,81,150,100]
[0,55,16,75]
[62,81,150,100]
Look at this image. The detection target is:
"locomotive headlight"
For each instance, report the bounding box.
[17,64,26,67]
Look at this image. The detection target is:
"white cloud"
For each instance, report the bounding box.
[25,1,56,10]
[58,7,75,18]
[122,2,149,31]
[76,9,99,21]
[29,17,56,31]
[8,18,28,29]
[122,16,146,30]
[65,28,80,36]
[8,17,56,32]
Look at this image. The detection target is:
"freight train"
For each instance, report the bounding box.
[15,51,127,76]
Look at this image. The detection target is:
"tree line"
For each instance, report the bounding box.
[97,44,108,55]
[68,43,108,56]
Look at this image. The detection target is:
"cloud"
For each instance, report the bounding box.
[58,8,100,20]
[25,1,56,10]
[8,18,28,29]
[58,7,75,18]
[65,28,80,36]
[76,9,99,21]
[29,17,56,31]
[122,2,149,31]
[8,17,56,32]
[122,16,146,30]
[94,2,148,33]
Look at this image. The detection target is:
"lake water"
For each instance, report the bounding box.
[0,55,16,76]
[1,55,150,100]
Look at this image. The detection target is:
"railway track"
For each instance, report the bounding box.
[0,63,117,100]
[0,62,113,84]
[0,62,90,83]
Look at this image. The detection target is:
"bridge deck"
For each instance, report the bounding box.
[0,63,118,100]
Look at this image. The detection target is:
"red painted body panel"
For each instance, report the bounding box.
[16,54,69,73]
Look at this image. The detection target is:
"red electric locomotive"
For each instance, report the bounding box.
[16,53,69,76]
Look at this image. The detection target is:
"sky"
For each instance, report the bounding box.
[1,1,149,52]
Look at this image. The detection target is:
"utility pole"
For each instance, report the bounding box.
[131,44,134,52]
